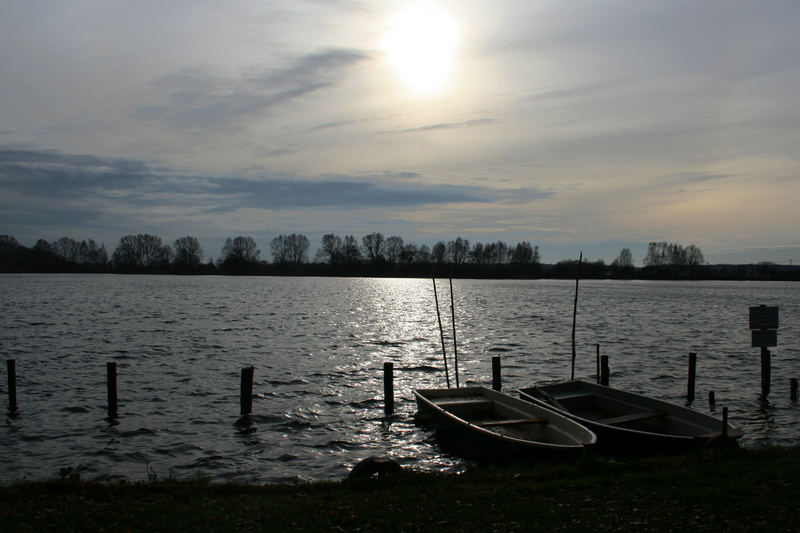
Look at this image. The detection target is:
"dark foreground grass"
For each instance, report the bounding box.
[2,446,799,532]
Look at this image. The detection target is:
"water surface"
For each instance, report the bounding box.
[1,275,798,483]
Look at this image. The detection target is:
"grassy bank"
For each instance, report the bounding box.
[2,447,799,532]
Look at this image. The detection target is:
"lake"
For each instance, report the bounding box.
[1,274,798,483]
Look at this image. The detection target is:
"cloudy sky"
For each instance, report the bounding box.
[2,1,798,264]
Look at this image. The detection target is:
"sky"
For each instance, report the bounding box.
[1,0,798,265]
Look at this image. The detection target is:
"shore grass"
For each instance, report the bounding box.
[2,446,799,532]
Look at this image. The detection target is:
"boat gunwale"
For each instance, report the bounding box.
[413,386,596,450]
[518,380,743,442]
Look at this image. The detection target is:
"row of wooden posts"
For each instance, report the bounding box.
[3,360,253,419]
[4,356,798,418]
[383,351,799,416]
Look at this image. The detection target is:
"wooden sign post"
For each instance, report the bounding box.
[749,305,779,397]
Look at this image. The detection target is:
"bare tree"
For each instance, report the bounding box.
[644,242,704,267]
[667,243,687,265]
[510,241,535,264]
[53,237,81,262]
[174,236,204,266]
[612,248,634,268]
[484,241,508,264]
[432,241,446,263]
[686,244,705,266]
[469,242,485,264]
[316,234,343,264]
[643,242,668,266]
[385,236,404,264]
[0,235,19,248]
[416,244,431,264]
[221,236,260,263]
[446,237,470,264]
[362,233,385,263]
[288,234,309,263]
[399,243,417,264]
[32,239,54,254]
[271,234,310,264]
[78,239,107,264]
[113,234,171,268]
[343,235,362,263]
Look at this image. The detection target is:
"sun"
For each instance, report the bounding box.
[383,4,459,93]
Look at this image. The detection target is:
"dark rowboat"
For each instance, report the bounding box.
[519,380,743,452]
[413,386,596,458]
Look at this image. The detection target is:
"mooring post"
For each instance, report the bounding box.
[687,352,697,402]
[600,355,609,386]
[595,344,600,384]
[106,362,118,419]
[492,356,501,391]
[760,347,771,397]
[722,407,729,438]
[240,366,254,416]
[383,362,394,416]
[790,378,798,402]
[7,360,17,413]
[708,391,716,406]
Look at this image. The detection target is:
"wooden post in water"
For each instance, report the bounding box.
[7,360,17,413]
[791,378,798,402]
[600,355,609,386]
[240,366,254,416]
[595,344,600,384]
[492,356,501,391]
[760,347,771,397]
[383,362,394,416]
[106,362,118,419]
[708,391,716,406]
[687,352,697,402]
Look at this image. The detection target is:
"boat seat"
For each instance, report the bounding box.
[599,410,664,426]
[478,417,548,427]
[435,399,494,409]
[552,392,594,402]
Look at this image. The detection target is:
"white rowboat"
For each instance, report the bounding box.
[519,380,743,452]
[413,386,596,458]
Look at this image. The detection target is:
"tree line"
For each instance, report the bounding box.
[0,232,540,274]
[1,233,797,280]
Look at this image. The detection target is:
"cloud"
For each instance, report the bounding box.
[138,49,371,131]
[305,118,373,133]
[0,147,498,218]
[0,148,155,199]
[676,172,734,183]
[379,118,496,135]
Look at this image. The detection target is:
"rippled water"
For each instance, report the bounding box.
[1,275,798,483]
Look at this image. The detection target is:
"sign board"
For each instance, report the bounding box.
[752,329,778,348]
[749,306,779,330]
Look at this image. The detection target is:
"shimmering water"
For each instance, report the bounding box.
[1,275,798,483]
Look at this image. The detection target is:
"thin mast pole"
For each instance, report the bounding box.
[432,278,451,388]
[449,278,460,388]
[571,251,582,381]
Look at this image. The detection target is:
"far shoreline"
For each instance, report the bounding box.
[2,262,799,282]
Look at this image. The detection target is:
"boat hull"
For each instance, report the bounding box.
[519,380,742,453]
[414,386,596,460]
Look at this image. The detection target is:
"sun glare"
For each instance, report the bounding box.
[383,4,459,93]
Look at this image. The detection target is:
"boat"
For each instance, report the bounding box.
[518,380,743,452]
[413,386,596,458]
